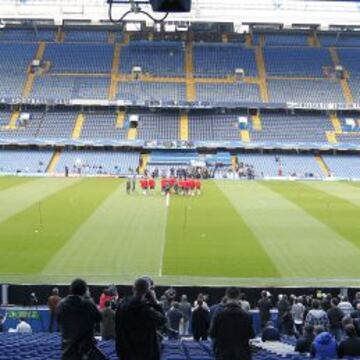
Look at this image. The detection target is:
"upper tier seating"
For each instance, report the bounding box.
[117,81,186,103]
[193,43,257,77]
[120,41,185,77]
[264,47,332,77]
[253,33,309,46]
[31,76,110,101]
[0,43,37,71]
[319,33,360,47]
[348,77,360,103]
[195,83,261,104]
[36,111,76,139]
[44,43,114,73]
[250,113,333,143]
[135,111,180,141]
[188,113,241,141]
[237,153,323,178]
[267,79,345,104]
[0,149,53,173]
[0,28,55,41]
[338,48,360,75]
[336,133,360,144]
[80,112,128,140]
[55,150,139,175]
[64,30,110,42]
[0,73,26,99]
[322,155,360,178]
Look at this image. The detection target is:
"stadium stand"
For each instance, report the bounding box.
[319,33,360,47]
[267,79,345,103]
[0,28,55,42]
[237,153,323,178]
[322,154,360,178]
[263,47,332,77]
[250,113,333,143]
[195,83,261,104]
[338,48,360,75]
[64,29,110,43]
[253,33,309,46]
[348,77,360,103]
[193,43,257,77]
[120,41,185,77]
[0,149,53,173]
[117,81,186,103]
[43,43,114,73]
[55,150,139,175]
[36,111,76,139]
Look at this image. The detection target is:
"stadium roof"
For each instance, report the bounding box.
[0,0,360,27]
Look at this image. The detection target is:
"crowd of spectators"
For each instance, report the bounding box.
[1,281,360,360]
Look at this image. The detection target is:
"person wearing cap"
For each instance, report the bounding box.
[115,277,167,360]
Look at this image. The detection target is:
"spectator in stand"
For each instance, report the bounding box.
[352,303,360,336]
[310,326,337,360]
[191,300,210,341]
[338,324,360,358]
[277,294,291,333]
[98,288,113,311]
[281,309,295,336]
[178,295,192,336]
[100,300,115,340]
[15,318,32,333]
[48,287,61,333]
[57,279,102,360]
[327,298,344,342]
[0,315,5,333]
[240,293,251,312]
[194,293,209,311]
[261,321,280,342]
[353,292,360,308]
[166,302,183,339]
[210,287,255,360]
[305,300,330,331]
[295,325,315,353]
[338,296,353,317]
[115,277,166,360]
[258,290,272,329]
[292,297,306,335]
[210,297,227,323]
[321,294,332,312]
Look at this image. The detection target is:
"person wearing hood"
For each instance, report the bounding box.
[57,278,102,360]
[305,300,330,331]
[115,277,167,360]
[310,326,338,359]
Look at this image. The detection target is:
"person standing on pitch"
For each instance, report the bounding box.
[126,178,131,195]
[131,175,136,192]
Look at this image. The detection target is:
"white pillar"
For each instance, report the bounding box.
[1,284,9,306]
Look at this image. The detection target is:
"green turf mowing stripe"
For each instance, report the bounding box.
[0,176,36,192]
[218,181,360,279]
[162,181,279,279]
[0,177,81,224]
[0,178,119,276]
[264,181,360,251]
[307,181,360,207]
[41,183,167,281]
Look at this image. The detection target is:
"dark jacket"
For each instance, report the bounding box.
[115,296,166,360]
[258,297,272,326]
[101,307,116,340]
[210,302,255,360]
[262,326,280,342]
[191,306,210,340]
[338,336,360,358]
[310,332,337,359]
[166,308,183,332]
[295,334,315,353]
[327,307,344,330]
[57,295,102,360]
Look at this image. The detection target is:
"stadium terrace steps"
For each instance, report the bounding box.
[109,43,122,100]
[47,149,61,173]
[185,41,196,102]
[330,114,342,133]
[116,111,125,128]
[326,131,337,144]
[127,127,137,140]
[255,47,269,102]
[140,153,149,174]
[72,113,85,139]
[180,112,189,141]
[240,129,250,142]
[315,155,331,177]
[252,114,262,131]
[6,111,20,130]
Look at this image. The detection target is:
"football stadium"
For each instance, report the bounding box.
[1,0,360,359]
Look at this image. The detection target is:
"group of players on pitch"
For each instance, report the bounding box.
[127,176,202,196]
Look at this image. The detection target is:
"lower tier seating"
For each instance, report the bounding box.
[322,154,360,178]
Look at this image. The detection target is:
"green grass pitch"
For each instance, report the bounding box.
[1,176,360,287]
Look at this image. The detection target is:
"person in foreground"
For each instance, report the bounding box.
[338,324,360,358]
[210,287,255,360]
[261,321,280,342]
[57,278,103,360]
[310,326,337,359]
[115,277,167,360]
[295,325,314,353]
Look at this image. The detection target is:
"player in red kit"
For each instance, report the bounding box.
[195,179,201,195]
[189,178,196,196]
[149,177,155,193]
[160,177,167,194]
